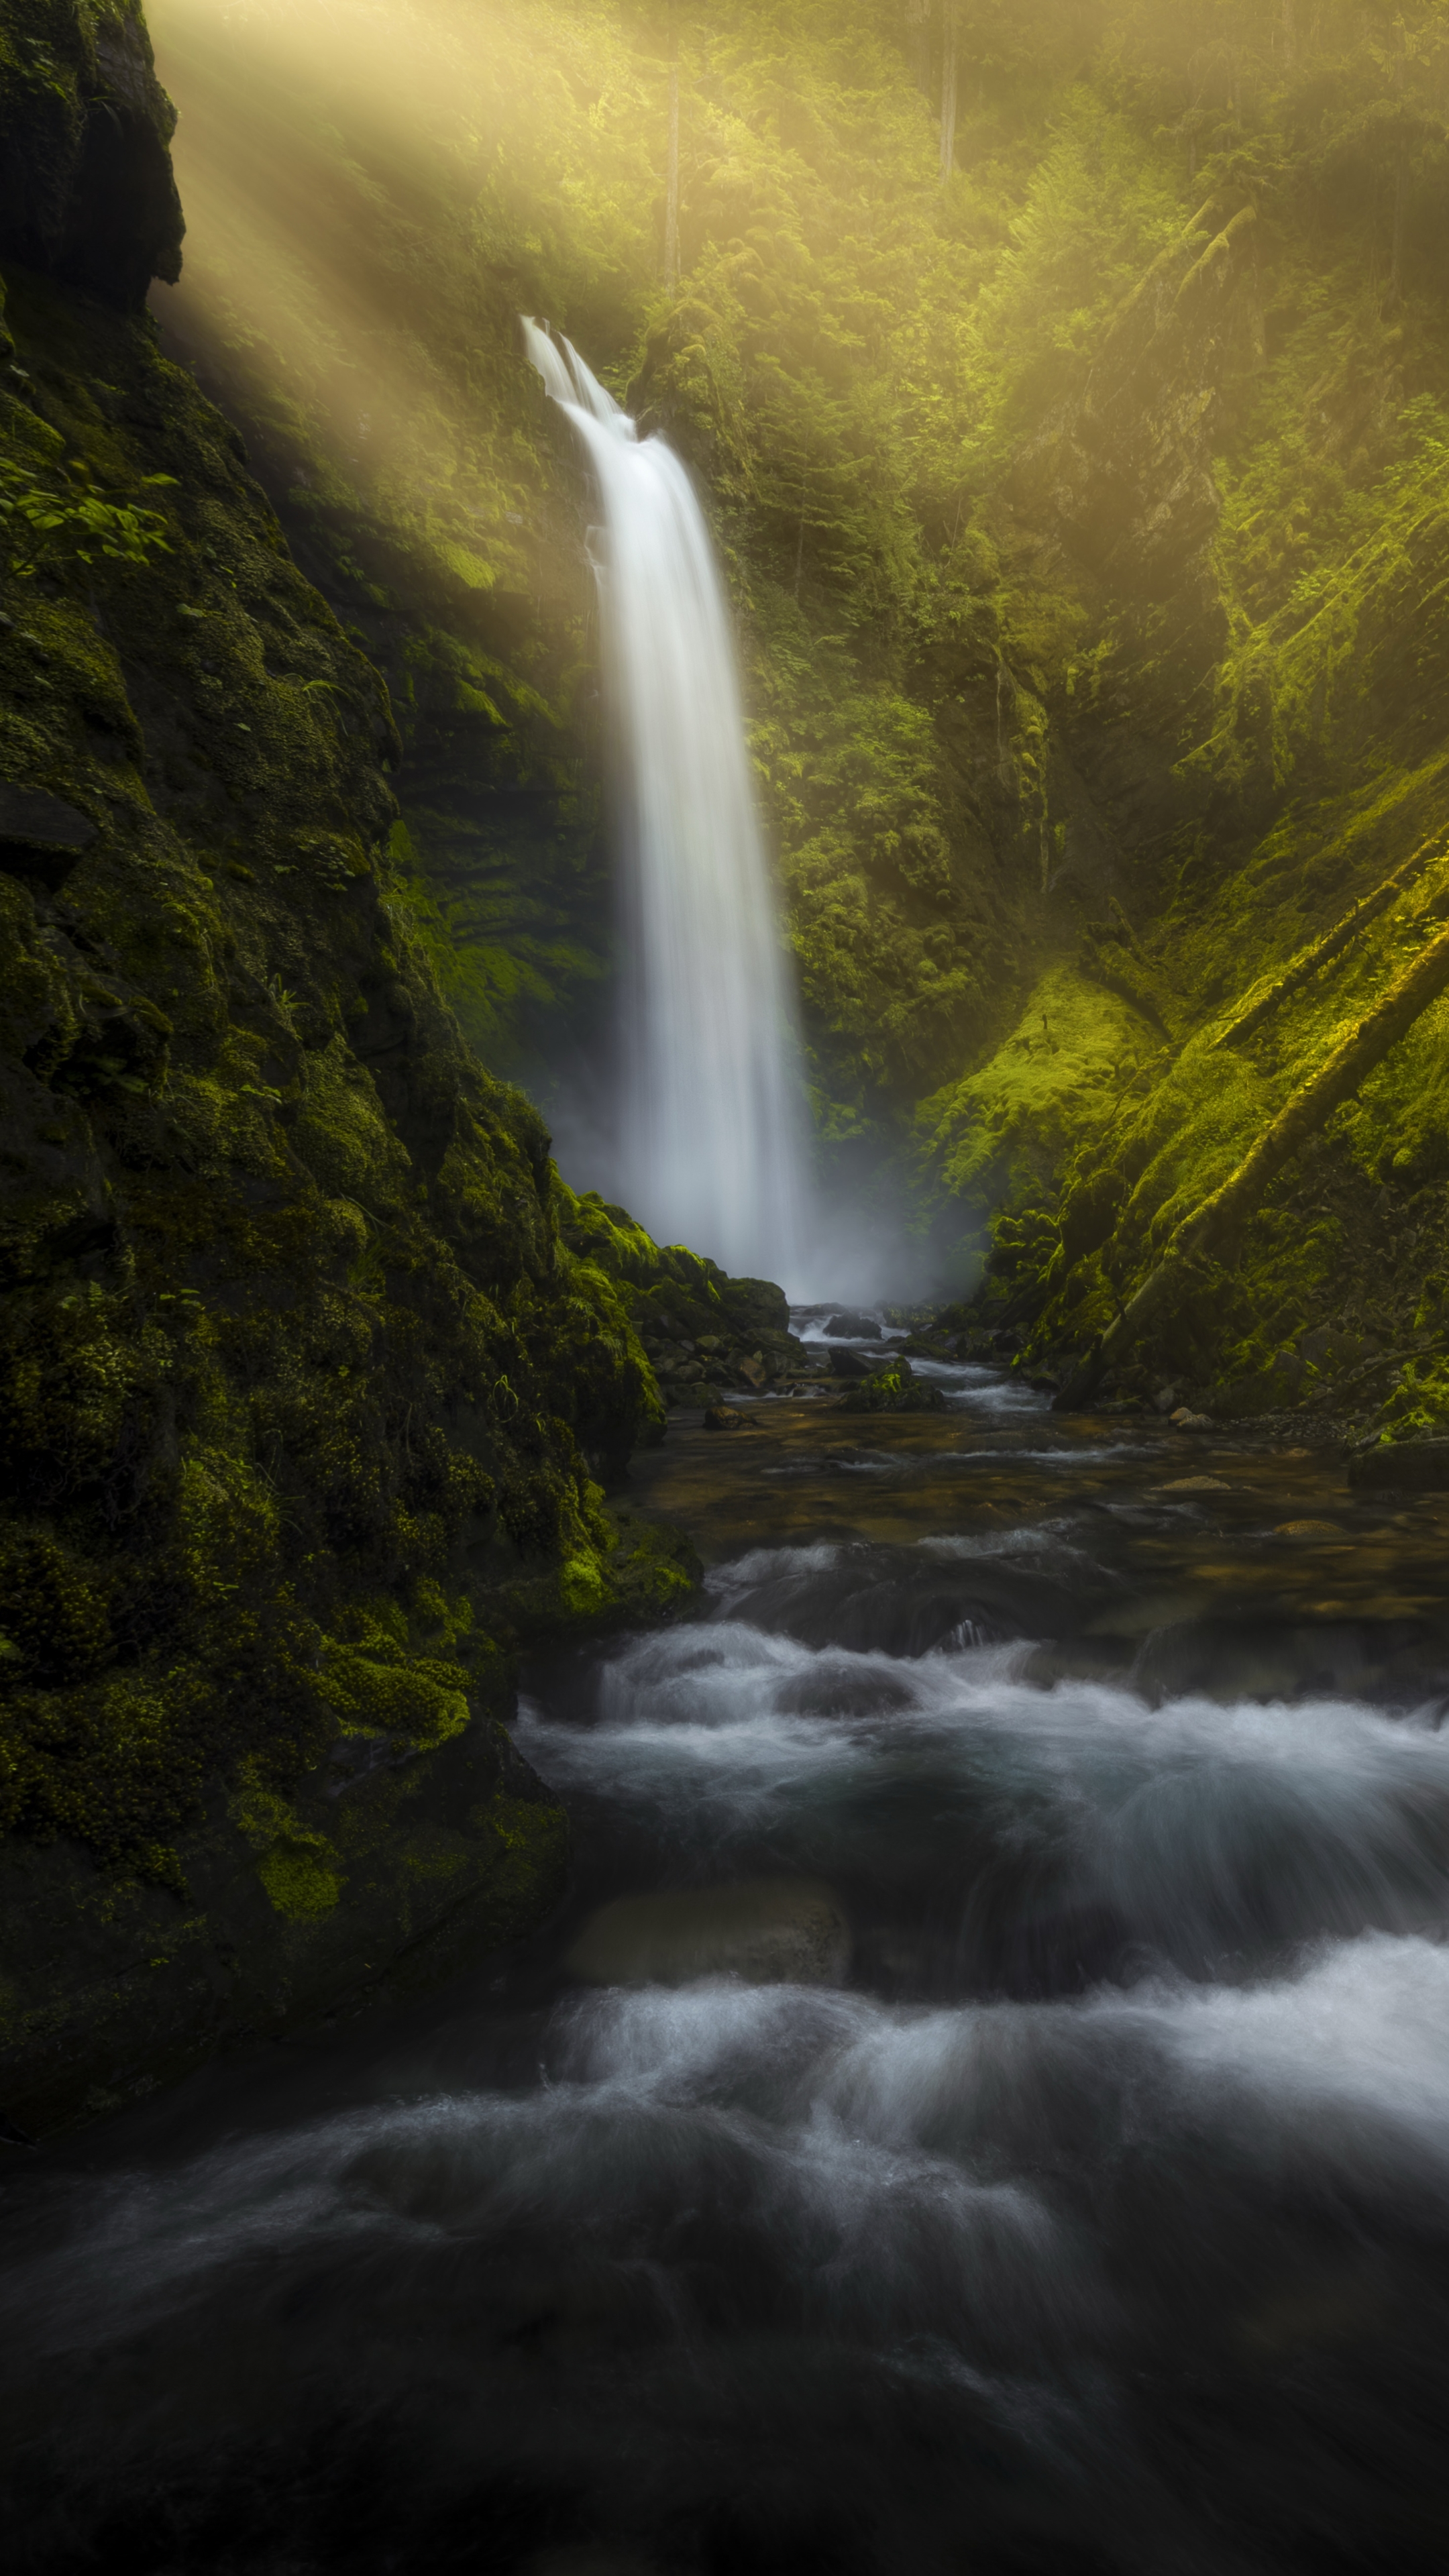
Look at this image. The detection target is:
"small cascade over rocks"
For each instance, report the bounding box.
[522,317,812,1291]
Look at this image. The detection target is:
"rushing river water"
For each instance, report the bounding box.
[5,1362,1449,2574]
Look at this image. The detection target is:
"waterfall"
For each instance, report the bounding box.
[522,317,811,1291]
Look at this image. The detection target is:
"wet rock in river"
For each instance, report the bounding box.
[828,1347,875,1379]
[1132,1615,1428,1706]
[1350,1438,1449,1492]
[564,1879,851,1988]
[835,1356,949,1414]
[824,1311,881,1339]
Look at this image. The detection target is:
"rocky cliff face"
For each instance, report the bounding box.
[0,0,182,308]
[0,0,702,2133]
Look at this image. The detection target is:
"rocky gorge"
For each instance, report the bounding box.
[2,0,1449,2143]
[8,11,1449,2570]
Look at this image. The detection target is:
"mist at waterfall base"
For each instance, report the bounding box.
[522,321,845,1299]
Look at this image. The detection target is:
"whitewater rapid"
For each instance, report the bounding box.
[6,1459,1449,2573]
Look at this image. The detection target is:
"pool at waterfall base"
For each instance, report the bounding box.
[4,1368,1449,2576]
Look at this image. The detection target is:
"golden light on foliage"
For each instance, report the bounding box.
[148,0,675,606]
[148,0,1449,1305]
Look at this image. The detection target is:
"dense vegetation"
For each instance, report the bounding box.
[146,0,1449,1436]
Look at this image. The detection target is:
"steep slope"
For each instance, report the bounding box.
[0,0,704,2133]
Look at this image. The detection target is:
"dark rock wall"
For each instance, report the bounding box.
[0,4,700,2132]
[0,0,183,308]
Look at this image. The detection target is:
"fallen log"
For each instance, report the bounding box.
[1213,830,1448,1051]
[1055,915,1449,1411]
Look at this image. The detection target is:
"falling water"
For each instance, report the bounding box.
[522,317,810,1289]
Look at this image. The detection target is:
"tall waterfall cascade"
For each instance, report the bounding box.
[522,317,811,1291]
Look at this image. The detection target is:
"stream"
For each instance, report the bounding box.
[5,1350,1449,2574]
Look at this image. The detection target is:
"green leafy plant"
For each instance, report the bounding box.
[0,453,176,578]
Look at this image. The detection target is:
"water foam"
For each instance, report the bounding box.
[520,1611,1449,1975]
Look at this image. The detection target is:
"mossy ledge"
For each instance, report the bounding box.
[0,5,706,2134]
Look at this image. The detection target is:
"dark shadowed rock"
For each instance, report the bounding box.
[0,786,99,891]
[824,1310,881,1339]
[720,1275,790,1336]
[0,4,184,310]
[0,786,98,849]
[1350,1440,1449,1493]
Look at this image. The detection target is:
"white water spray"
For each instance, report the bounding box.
[522,318,811,1290]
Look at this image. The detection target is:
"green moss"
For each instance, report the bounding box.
[559,1552,609,1617]
[257,1839,345,1921]
[232,1762,345,1918]
[0,227,707,1903]
[837,1369,949,1415]
[918,964,1161,1292]
[317,1640,472,1752]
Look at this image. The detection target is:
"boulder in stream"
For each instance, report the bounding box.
[824,1311,882,1339]
[1349,1438,1449,1492]
[838,1363,948,1414]
[564,1878,850,1988]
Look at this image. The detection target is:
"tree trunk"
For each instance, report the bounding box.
[1391,140,1409,306]
[904,0,931,93]
[665,53,680,290]
[1055,918,1449,1410]
[939,2,957,186]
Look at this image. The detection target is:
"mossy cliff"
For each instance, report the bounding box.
[0,0,709,2134]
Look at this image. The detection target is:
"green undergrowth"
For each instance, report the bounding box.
[953,791,1449,1434]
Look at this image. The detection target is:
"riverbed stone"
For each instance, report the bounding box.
[564,1878,851,1988]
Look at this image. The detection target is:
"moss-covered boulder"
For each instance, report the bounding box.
[836,1362,947,1415]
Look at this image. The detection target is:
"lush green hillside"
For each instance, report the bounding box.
[143,1,1449,1440]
